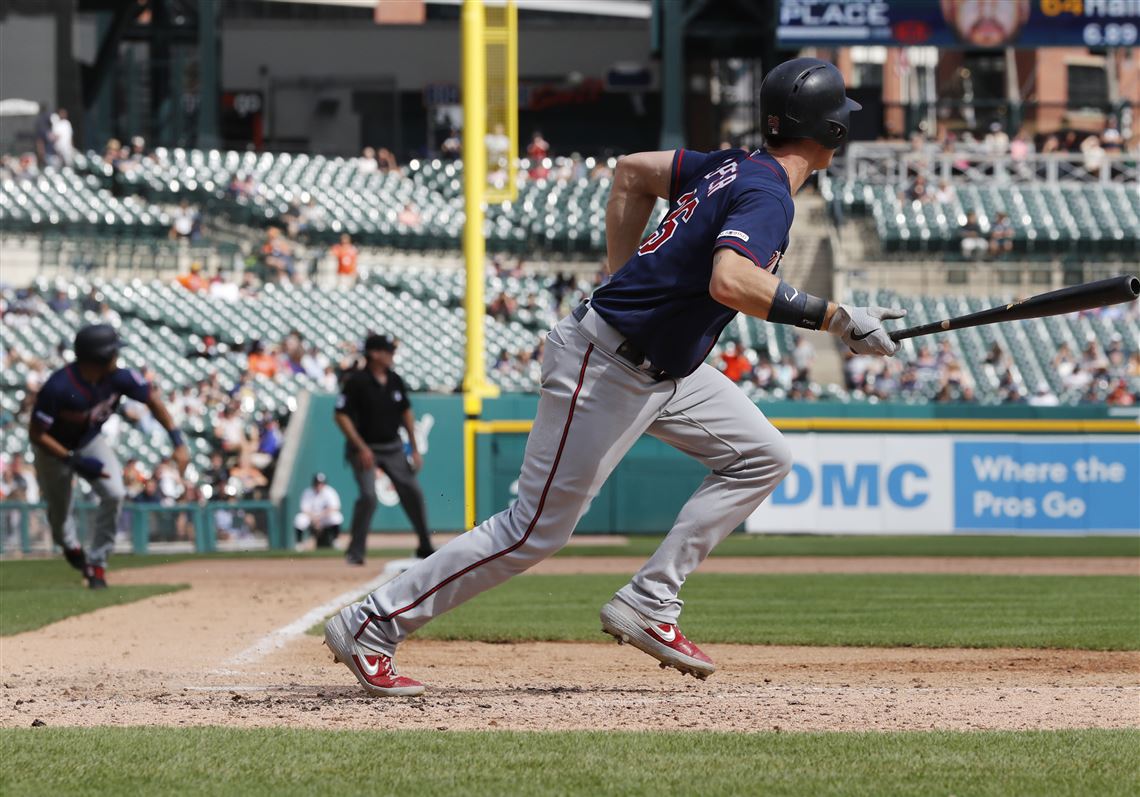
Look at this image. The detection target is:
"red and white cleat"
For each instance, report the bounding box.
[600,598,715,680]
[84,564,107,590]
[323,611,426,697]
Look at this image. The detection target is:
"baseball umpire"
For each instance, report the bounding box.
[334,334,435,566]
[324,58,903,696]
[28,324,189,588]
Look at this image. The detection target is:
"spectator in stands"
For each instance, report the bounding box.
[120,458,146,499]
[487,290,518,323]
[290,197,325,238]
[441,128,462,160]
[934,180,956,205]
[527,131,550,178]
[259,417,284,460]
[1028,385,1060,407]
[1080,340,1108,375]
[47,289,72,313]
[50,109,74,168]
[984,122,1009,156]
[319,364,339,393]
[176,261,208,292]
[906,174,930,203]
[34,104,55,167]
[1010,129,1034,160]
[230,451,269,498]
[261,227,296,282]
[988,212,1014,257]
[718,342,751,383]
[203,451,229,498]
[958,211,987,259]
[357,147,379,173]
[170,200,201,241]
[295,472,344,548]
[329,234,359,285]
[1040,134,1061,154]
[486,123,510,188]
[229,172,256,199]
[1106,379,1135,406]
[1102,116,1123,153]
[247,340,279,379]
[214,401,246,455]
[793,334,815,380]
[1062,131,1081,153]
[397,203,422,229]
[1081,135,1107,175]
[0,453,38,505]
[376,147,398,173]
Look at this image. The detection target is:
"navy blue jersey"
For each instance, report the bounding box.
[590,148,795,377]
[32,365,151,450]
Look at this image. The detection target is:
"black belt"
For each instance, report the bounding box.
[571,302,670,381]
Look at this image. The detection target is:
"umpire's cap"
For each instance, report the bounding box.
[760,57,861,150]
[74,324,126,364]
[363,333,396,353]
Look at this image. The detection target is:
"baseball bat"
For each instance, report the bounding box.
[888,275,1140,342]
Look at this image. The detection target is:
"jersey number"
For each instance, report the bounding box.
[638,189,699,256]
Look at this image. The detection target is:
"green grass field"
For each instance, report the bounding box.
[0,560,185,636]
[15,533,1125,564]
[559,533,1140,558]
[405,573,1140,650]
[1,728,1136,797]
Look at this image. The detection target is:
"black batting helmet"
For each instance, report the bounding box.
[760,57,861,150]
[74,324,125,364]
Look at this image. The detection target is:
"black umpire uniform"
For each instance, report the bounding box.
[334,334,435,564]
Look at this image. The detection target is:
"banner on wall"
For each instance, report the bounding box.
[747,434,1140,535]
[777,1,1139,48]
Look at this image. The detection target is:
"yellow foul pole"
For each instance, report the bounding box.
[461,0,499,417]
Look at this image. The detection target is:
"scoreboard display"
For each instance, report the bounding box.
[777,0,1139,47]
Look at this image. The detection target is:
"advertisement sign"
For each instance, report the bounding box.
[748,434,1139,535]
[954,440,1140,532]
[778,1,1139,48]
[750,435,953,534]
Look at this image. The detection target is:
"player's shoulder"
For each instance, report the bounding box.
[736,151,792,194]
[110,366,149,388]
[38,367,73,395]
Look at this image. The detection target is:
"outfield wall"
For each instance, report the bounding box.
[287,394,1139,537]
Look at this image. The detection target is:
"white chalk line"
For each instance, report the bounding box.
[215,559,416,671]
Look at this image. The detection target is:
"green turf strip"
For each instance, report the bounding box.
[408,573,1140,650]
[1,728,1136,797]
[562,533,1140,558]
[0,560,185,636]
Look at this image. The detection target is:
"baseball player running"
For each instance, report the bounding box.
[28,324,189,588]
[325,58,903,696]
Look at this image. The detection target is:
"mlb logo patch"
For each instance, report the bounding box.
[767,115,780,135]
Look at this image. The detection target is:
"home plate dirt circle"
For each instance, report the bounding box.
[1,557,1136,732]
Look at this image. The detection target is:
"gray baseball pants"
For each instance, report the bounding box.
[32,435,124,567]
[350,305,792,655]
[348,441,433,561]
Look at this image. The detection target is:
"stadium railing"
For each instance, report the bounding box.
[0,499,284,556]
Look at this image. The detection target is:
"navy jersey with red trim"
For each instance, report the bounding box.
[32,365,151,450]
[589,148,794,377]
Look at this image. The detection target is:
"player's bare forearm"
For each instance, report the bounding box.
[605,151,675,273]
[334,412,368,453]
[147,393,178,433]
[709,248,838,328]
[27,423,70,460]
[402,409,418,453]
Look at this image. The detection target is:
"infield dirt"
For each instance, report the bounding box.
[1,557,1137,733]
